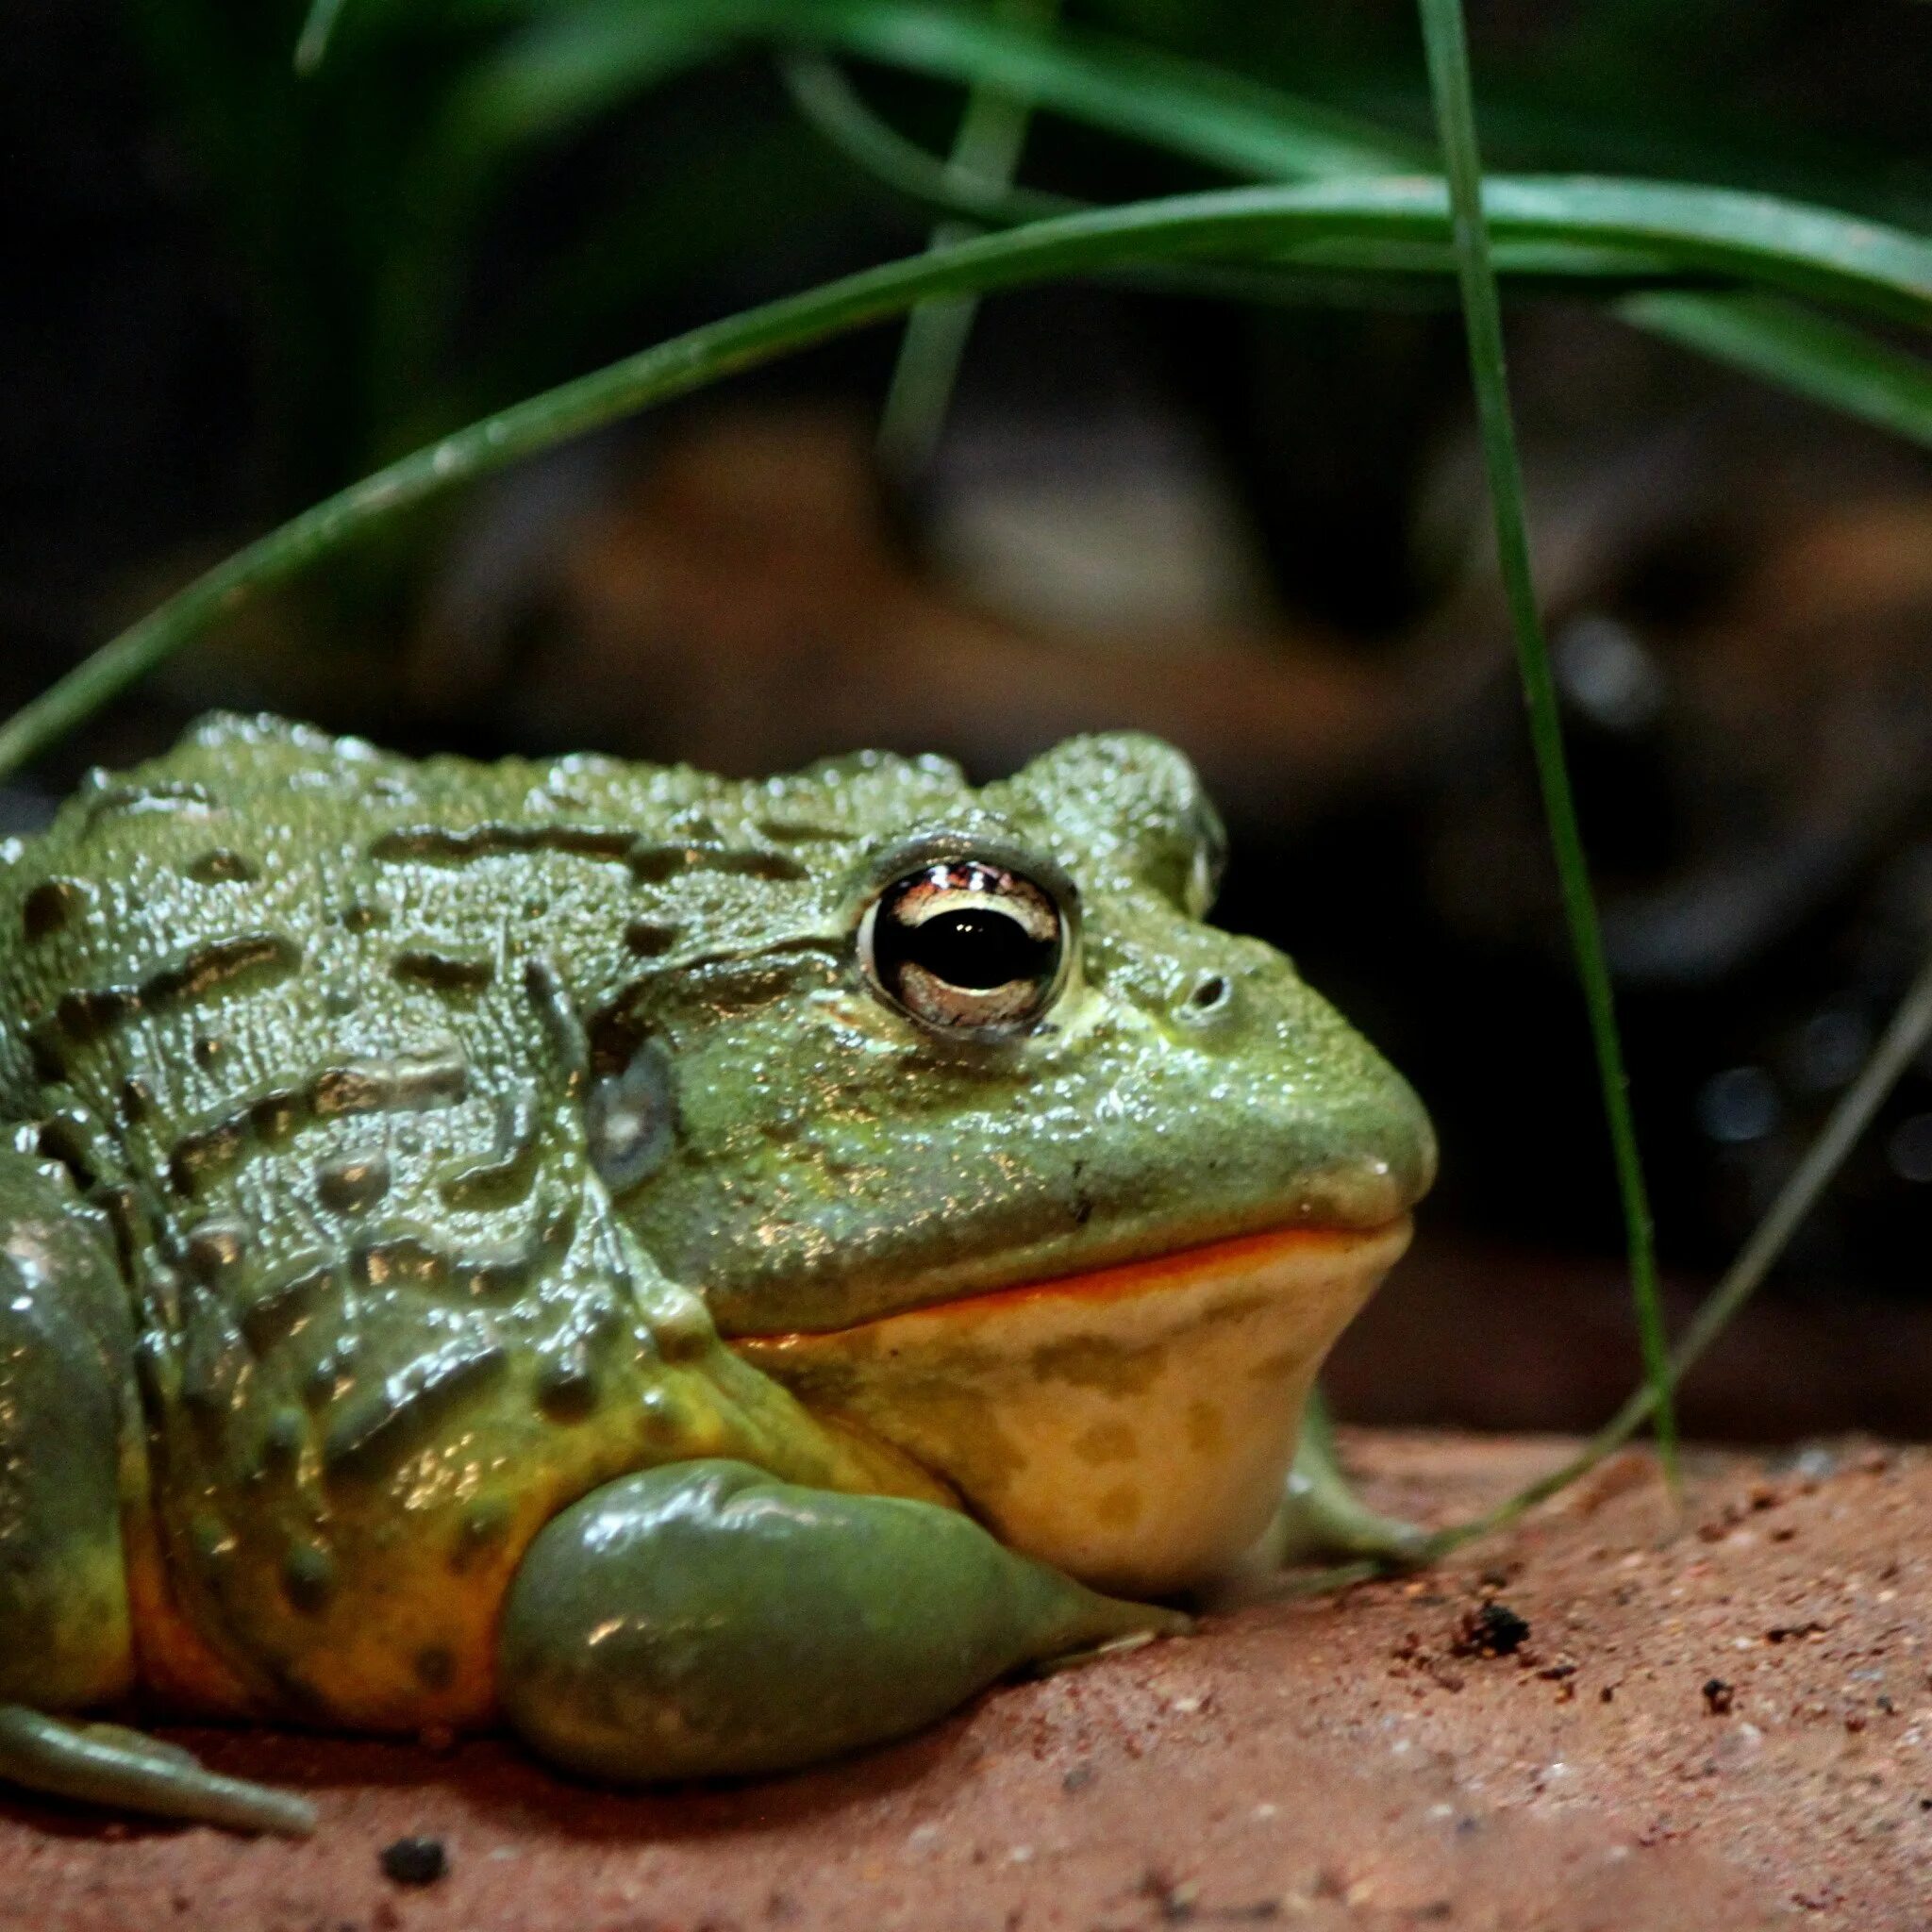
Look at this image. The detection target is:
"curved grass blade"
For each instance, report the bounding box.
[780,53,1932,451]
[876,0,1060,479]
[778,50,1070,227]
[1621,290,1932,448]
[3,174,1930,779]
[445,0,1420,183]
[369,1,1932,447]
[293,0,351,77]
[1419,0,1674,1483]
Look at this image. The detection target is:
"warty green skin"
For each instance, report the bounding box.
[0,712,1431,1825]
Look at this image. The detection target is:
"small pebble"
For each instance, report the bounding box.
[1703,1677,1736,1716]
[1451,1601,1530,1658]
[380,1836,448,1886]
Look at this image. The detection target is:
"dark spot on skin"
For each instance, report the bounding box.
[451,1500,511,1574]
[21,878,82,942]
[317,1152,391,1215]
[23,1021,67,1085]
[653,1294,715,1365]
[192,1037,226,1072]
[754,817,845,843]
[168,1113,249,1197]
[57,935,300,1042]
[413,1646,456,1691]
[36,1113,98,1191]
[258,1407,308,1471]
[249,1088,307,1144]
[379,1837,448,1887]
[118,1076,154,1125]
[186,849,258,885]
[536,1345,598,1421]
[184,1219,248,1284]
[54,987,137,1042]
[391,948,494,992]
[623,919,679,958]
[154,934,300,1008]
[282,1544,337,1614]
[1069,1158,1094,1227]
[340,902,389,933]
[370,823,635,867]
[312,1052,469,1117]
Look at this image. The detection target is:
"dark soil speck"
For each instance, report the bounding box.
[380,1836,448,1886]
[1451,1600,1530,1658]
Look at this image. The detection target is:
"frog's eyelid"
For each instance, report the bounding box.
[848,830,1080,922]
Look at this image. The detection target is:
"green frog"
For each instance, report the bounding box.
[0,714,1431,1835]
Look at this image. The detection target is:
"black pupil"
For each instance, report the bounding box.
[911,908,1050,989]
[883,905,1056,991]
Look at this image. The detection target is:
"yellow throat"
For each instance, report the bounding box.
[733,1218,1411,1596]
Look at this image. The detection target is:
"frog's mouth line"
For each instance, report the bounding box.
[733,1220,1406,1342]
[731,1217,1411,1595]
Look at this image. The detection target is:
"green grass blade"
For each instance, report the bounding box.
[1620,290,1932,449]
[293,0,349,76]
[876,0,1060,479]
[758,0,1932,428]
[1417,0,1677,1483]
[778,50,1071,226]
[387,1,1932,441]
[4,174,1931,778]
[506,0,1422,180]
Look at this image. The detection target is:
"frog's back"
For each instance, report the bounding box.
[0,715,927,1727]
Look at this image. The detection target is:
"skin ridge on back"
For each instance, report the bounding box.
[0,712,961,1728]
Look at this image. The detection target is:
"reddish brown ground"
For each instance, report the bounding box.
[8,1431,1929,1932]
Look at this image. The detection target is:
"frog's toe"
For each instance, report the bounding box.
[0,1707,316,1838]
[499,1460,1183,1783]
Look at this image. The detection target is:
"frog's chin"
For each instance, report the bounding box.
[729,1217,1411,1598]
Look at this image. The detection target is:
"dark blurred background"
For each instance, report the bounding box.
[7,0,1931,1439]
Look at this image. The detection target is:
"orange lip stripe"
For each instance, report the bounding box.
[741,1219,1407,1347]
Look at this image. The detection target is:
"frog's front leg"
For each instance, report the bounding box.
[499,1460,1187,1781]
[1271,1388,1428,1568]
[0,1152,311,1836]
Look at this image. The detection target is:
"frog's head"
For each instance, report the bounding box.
[608,733,1434,1591]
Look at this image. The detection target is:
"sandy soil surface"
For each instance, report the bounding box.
[7,1431,1928,1932]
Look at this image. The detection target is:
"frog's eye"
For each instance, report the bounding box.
[858,859,1068,1037]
